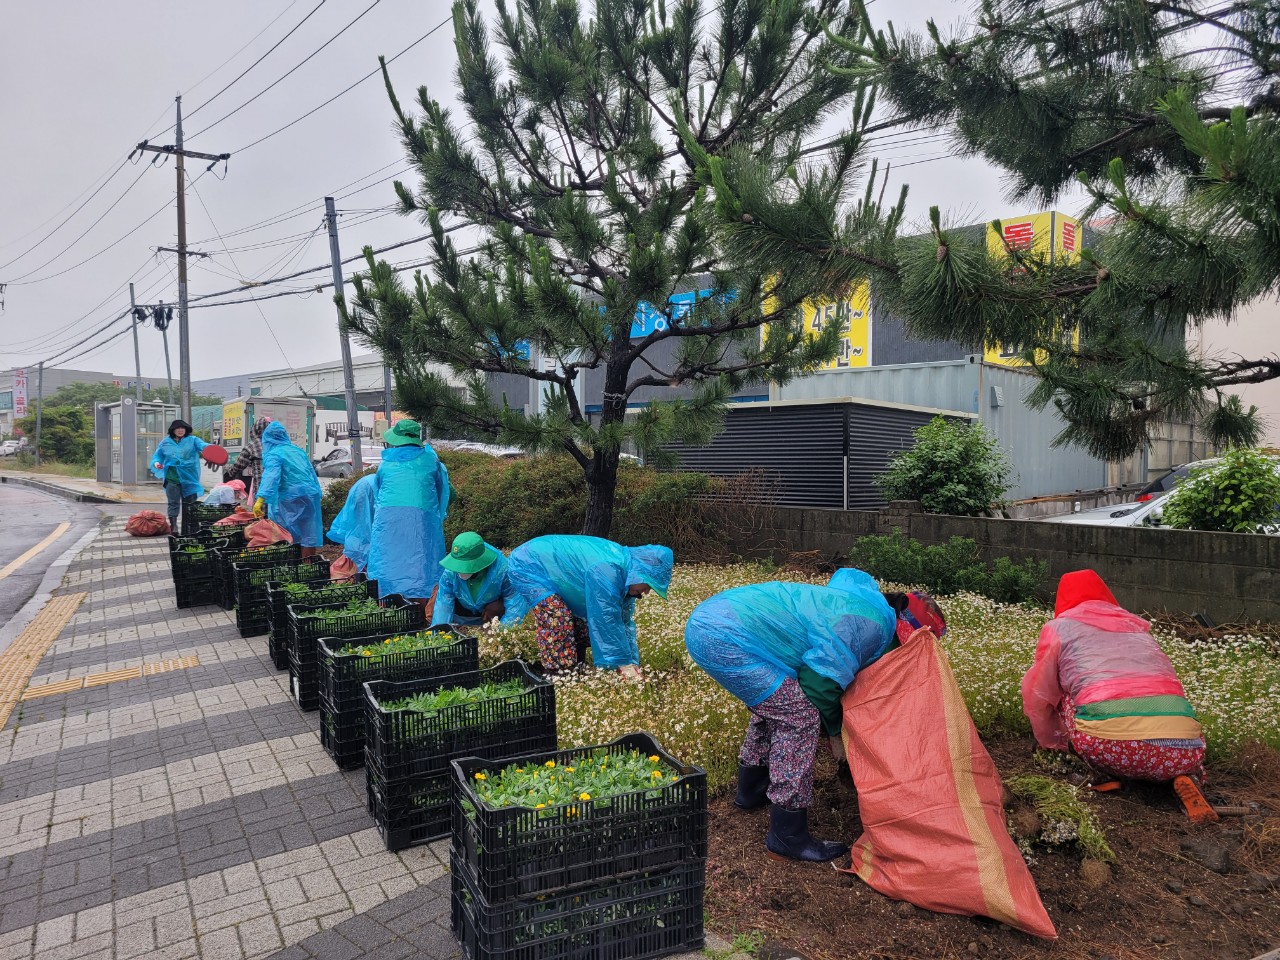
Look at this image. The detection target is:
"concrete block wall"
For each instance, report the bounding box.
[730,503,1280,623]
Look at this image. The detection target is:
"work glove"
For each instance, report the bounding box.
[253,498,267,518]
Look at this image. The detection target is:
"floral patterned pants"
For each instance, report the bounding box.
[1062,698,1206,783]
[533,595,591,672]
[739,677,820,809]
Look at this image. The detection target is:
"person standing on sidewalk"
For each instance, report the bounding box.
[366,420,451,605]
[150,419,208,536]
[223,416,272,502]
[252,422,324,558]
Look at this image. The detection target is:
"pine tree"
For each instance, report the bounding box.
[341,0,904,536]
[700,0,1280,460]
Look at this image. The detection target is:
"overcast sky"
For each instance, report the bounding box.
[0,0,1071,384]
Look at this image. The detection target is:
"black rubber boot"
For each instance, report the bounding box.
[734,763,769,810]
[765,806,846,862]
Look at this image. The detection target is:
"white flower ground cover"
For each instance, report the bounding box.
[477,563,1280,791]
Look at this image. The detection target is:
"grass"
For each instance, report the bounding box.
[1005,774,1116,863]
[476,562,1280,792]
[0,458,94,478]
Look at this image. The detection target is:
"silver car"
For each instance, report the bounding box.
[314,447,382,479]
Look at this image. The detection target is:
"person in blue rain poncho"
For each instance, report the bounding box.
[150,419,208,536]
[506,535,674,678]
[252,421,323,555]
[430,532,528,628]
[684,569,945,862]
[326,473,378,572]
[366,420,450,601]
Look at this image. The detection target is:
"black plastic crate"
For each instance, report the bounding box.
[362,660,554,851]
[318,630,480,770]
[214,542,299,611]
[233,557,330,639]
[287,596,424,711]
[168,535,228,580]
[187,502,236,533]
[450,734,706,903]
[174,575,222,610]
[265,573,365,670]
[451,853,704,960]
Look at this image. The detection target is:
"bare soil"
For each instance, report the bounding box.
[705,739,1280,960]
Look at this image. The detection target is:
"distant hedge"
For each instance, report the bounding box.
[321,450,775,561]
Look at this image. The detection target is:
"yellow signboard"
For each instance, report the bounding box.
[983,211,1081,366]
[222,399,245,447]
[803,282,872,370]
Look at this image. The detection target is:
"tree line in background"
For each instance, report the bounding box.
[10,382,222,464]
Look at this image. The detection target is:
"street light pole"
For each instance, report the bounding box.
[324,196,363,473]
[129,283,143,406]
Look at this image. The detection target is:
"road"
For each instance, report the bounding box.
[0,484,102,648]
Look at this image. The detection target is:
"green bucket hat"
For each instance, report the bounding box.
[441,532,499,575]
[384,419,424,447]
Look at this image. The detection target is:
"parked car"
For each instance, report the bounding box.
[1040,498,1168,528]
[1134,459,1219,502]
[0,440,21,457]
[314,447,382,478]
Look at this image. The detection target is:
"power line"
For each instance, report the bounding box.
[188,0,383,141]
[231,14,453,155]
[184,0,330,121]
[189,179,298,371]
[2,164,152,283]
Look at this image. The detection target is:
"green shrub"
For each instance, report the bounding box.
[321,450,768,561]
[849,529,1046,603]
[876,416,1012,516]
[1161,447,1280,533]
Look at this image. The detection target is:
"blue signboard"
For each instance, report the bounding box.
[632,288,734,337]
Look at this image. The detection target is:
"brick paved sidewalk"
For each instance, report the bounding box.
[0,520,460,960]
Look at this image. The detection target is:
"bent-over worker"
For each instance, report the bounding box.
[507,535,672,678]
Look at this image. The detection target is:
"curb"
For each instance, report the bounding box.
[0,474,126,505]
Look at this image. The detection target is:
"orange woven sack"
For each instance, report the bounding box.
[245,518,293,549]
[329,555,358,581]
[125,511,171,537]
[840,626,1057,939]
[213,507,255,528]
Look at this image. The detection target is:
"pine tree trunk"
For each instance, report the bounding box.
[581,448,620,538]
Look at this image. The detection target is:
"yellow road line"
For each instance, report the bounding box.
[0,592,85,728]
[0,521,72,582]
[21,655,201,700]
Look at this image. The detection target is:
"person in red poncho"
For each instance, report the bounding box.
[1021,570,1217,823]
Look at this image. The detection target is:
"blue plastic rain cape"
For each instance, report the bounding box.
[506,535,674,669]
[431,550,529,628]
[256,422,324,547]
[149,435,207,497]
[367,444,450,599]
[326,473,378,571]
[684,579,897,707]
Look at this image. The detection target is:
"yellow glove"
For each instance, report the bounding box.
[253,498,267,518]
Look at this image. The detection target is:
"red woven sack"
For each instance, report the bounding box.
[213,507,255,528]
[125,511,171,537]
[245,518,293,549]
[840,627,1057,939]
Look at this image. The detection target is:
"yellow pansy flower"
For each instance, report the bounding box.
[579,792,591,801]
[474,772,487,781]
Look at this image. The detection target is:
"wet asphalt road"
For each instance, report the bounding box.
[0,484,102,643]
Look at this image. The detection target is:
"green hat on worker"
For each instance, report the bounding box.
[384,419,424,447]
[441,532,499,575]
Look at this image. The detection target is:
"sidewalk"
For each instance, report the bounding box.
[0,519,725,960]
[0,519,455,960]
[0,471,166,505]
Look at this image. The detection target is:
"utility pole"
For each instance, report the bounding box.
[324,197,363,473]
[34,362,43,466]
[134,96,229,423]
[382,364,394,424]
[129,283,143,406]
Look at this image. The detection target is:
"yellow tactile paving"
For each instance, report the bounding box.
[21,655,201,700]
[0,592,86,728]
